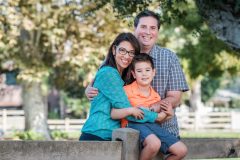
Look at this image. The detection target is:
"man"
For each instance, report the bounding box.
[86,10,189,160]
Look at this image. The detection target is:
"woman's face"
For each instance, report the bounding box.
[113,41,135,74]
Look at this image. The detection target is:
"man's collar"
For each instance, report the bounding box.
[149,44,156,55]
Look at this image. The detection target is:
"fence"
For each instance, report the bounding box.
[1,109,240,133]
[177,111,235,131]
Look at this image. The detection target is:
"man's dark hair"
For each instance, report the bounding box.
[131,53,155,71]
[134,10,160,30]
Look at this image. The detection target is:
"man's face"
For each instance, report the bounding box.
[134,16,159,50]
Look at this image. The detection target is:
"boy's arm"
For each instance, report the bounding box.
[125,107,158,123]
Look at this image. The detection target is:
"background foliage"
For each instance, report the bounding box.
[0,0,240,128]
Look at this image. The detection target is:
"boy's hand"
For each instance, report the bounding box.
[85,80,98,101]
[130,108,144,120]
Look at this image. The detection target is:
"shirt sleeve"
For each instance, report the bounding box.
[126,107,158,123]
[167,53,189,92]
[94,67,131,108]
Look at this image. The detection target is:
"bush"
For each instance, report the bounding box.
[51,130,80,140]
[12,131,45,140]
[65,98,89,119]
[230,99,240,108]
[8,130,80,140]
[51,130,69,140]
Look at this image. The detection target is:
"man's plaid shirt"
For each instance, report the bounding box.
[150,45,189,137]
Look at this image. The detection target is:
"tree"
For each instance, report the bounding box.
[89,0,240,53]
[0,0,129,139]
[157,1,240,110]
[91,0,240,110]
[196,0,240,52]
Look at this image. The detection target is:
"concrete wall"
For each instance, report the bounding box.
[0,128,240,160]
[153,138,240,159]
[183,138,240,158]
[0,141,122,160]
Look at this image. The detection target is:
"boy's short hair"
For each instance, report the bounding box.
[131,53,155,70]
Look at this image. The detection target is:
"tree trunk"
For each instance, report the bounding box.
[196,0,240,52]
[189,78,204,112]
[22,81,51,140]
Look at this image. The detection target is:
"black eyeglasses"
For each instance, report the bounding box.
[115,46,135,57]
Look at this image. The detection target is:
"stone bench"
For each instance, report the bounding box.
[0,128,239,160]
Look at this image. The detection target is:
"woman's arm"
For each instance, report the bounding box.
[111,108,144,120]
[155,112,167,123]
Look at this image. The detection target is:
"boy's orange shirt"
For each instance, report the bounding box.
[121,81,161,127]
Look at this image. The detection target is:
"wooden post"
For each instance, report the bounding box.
[65,118,69,131]
[2,109,7,132]
[194,111,200,131]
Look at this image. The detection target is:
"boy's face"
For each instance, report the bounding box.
[132,61,155,87]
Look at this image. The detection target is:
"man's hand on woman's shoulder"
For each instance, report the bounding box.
[85,80,98,101]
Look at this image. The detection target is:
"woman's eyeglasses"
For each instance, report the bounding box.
[116,46,135,57]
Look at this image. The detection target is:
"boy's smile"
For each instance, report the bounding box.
[132,61,155,87]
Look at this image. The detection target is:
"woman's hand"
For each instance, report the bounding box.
[149,101,161,113]
[129,108,144,120]
[85,80,98,101]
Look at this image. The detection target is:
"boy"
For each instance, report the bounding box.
[122,53,187,160]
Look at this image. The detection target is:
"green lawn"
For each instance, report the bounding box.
[194,159,240,160]
[180,131,240,138]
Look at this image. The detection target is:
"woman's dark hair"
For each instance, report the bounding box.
[102,32,140,82]
[131,53,155,71]
[134,10,161,30]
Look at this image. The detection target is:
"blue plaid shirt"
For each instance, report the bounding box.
[150,45,189,137]
[82,66,158,140]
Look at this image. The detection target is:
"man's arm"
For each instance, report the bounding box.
[85,80,98,101]
[162,90,182,109]
[150,91,182,111]
[164,53,188,108]
[150,90,182,120]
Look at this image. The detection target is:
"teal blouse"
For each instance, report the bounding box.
[81,66,158,140]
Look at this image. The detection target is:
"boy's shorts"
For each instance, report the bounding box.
[128,122,179,154]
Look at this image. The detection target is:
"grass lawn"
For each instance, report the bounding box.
[193,158,240,160]
[180,131,240,138]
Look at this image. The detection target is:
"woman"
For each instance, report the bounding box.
[80,33,158,141]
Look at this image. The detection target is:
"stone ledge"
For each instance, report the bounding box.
[0,141,122,160]
[0,128,239,160]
